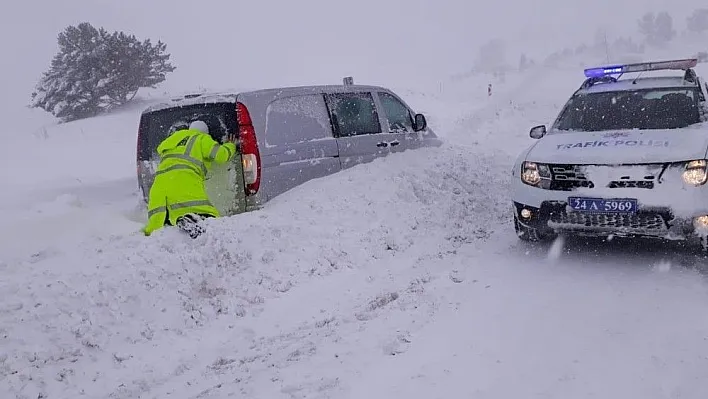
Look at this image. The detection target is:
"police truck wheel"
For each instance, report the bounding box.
[698,234,708,256]
[514,215,552,242]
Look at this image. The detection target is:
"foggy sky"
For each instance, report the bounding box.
[0,0,705,124]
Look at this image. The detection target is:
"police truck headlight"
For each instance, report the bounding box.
[682,160,708,186]
[521,162,550,187]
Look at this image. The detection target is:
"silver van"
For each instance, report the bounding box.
[136,80,442,215]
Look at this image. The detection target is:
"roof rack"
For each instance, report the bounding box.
[578,58,700,90]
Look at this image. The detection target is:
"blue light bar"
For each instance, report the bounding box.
[584,66,623,78]
[583,58,698,78]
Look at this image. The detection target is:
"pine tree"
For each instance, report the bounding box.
[30,22,176,122]
[518,54,528,71]
[654,12,677,42]
[687,9,708,34]
[638,12,676,47]
[475,39,507,74]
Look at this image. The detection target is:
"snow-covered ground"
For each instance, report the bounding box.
[5,58,708,399]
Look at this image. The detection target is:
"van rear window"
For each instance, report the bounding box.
[137,102,237,160]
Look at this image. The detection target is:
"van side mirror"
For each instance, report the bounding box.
[530,125,547,139]
[414,113,427,132]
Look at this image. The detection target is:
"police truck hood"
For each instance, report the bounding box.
[527,126,708,164]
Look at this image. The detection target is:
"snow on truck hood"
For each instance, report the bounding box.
[527,126,708,164]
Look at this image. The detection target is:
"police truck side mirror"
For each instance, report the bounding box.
[530,125,547,139]
[414,113,427,132]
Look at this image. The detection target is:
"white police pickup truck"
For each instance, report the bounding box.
[511,58,708,250]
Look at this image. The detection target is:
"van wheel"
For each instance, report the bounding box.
[514,215,553,242]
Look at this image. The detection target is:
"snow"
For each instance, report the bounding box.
[6,3,708,398]
[6,61,708,398]
[346,257,708,399]
[4,142,511,398]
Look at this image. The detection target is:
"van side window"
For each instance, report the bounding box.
[327,92,381,137]
[266,94,334,146]
[379,92,414,133]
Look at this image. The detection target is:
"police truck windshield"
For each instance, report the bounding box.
[555,88,701,132]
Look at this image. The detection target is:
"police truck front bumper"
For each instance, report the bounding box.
[512,200,705,240]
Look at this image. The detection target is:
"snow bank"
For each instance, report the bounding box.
[1,110,143,203]
[1,143,511,398]
[0,177,144,263]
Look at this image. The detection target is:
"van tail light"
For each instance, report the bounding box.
[136,120,143,173]
[136,118,146,191]
[237,101,260,195]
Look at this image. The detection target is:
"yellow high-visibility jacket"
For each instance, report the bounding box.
[142,128,238,236]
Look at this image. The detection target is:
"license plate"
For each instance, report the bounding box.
[567,197,638,213]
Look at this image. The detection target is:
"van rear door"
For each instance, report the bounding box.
[136,101,247,216]
[257,93,342,201]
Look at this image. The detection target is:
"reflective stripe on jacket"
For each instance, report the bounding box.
[155,128,237,179]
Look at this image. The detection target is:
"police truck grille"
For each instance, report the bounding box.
[549,164,593,190]
[549,211,667,231]
[548,164,657,191]
[607,180,655,189]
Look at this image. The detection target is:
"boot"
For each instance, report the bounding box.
[176,213,206,239]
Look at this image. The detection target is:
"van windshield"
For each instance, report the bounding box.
[554,88,701,132]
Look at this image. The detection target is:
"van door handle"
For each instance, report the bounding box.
[377,142,388,147]
[389,141,400,147]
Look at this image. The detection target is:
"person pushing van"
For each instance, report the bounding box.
[142,120,238,238]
